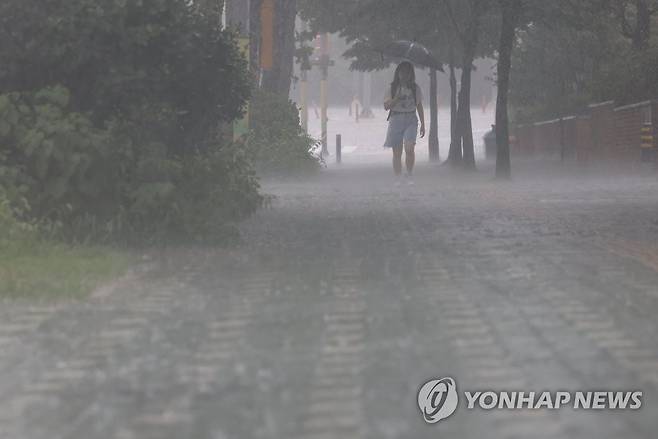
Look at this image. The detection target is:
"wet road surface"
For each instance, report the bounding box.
[1,158,658,438]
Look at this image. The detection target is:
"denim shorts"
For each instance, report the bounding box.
[383,112,418,148]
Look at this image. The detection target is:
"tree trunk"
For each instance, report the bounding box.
[448,0,486,171]
[447,58,462,165]
[634,0,651,50]
[428,67,439,161]
[260,0,297,96]
[495,0,521,179]
[459,41,477,171]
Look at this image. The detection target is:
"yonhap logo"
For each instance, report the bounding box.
[417,376,643,425]
[417,377,459,423]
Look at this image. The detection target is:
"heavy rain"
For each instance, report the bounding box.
[1,1,657,438]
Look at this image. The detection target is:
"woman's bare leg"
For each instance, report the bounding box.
[392,146,403,176]
[404,141,416,175]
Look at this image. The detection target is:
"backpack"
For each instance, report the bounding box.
[387,82,417,121]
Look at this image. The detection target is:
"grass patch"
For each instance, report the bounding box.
[0,241,136,300]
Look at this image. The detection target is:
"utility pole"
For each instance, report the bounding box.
[312,33,334,157]
[259,0,275,86]
[225,0,251,140]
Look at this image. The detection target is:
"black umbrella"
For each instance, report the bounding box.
[379,40,444,71]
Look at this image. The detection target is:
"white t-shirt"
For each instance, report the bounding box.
[384,83,423,112]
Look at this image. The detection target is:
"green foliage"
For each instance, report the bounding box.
[122,143,263,245]
[246,91,320,175]
[510,15,615,122]
[0,86,263,245]
[0,86,117,220]
[0,0,250,153]
[593,43,658,105]
[0,242,135,300]
[0,187,36,251]
[0,1,262,246]
[299,0,499,71]
[510,2,658,122]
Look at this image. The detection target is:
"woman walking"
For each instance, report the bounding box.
[383,62,425,185]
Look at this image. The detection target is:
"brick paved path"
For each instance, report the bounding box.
[1,159,657,438]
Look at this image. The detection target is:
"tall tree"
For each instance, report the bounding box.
[443,0,494,171]
[508,0,658,121]
[615,0,658,50]
[428,67,440,160]
[495,0,522,179]
[447,49,461,164]
[260,0,297,95]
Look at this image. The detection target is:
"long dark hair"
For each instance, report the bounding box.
[390,61,417,103]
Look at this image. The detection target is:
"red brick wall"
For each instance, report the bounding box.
[651,101,658,150]
[588,101,615,159]
[575,116,593,164]
[613,102,650,162]
[515,100,657,163]
[514,125,534,155]
[533,119,561,156]
[527,117,579,159]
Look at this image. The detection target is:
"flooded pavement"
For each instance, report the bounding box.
[1,156,658,438]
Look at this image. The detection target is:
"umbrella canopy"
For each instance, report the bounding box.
[379,40,444,72]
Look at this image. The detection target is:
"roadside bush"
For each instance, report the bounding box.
[0,85,262,246]
[0,1,262,246]
[246,91,320,175]
[0,86,118,221]
[121,142,262,245]
[0,188,36,250]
